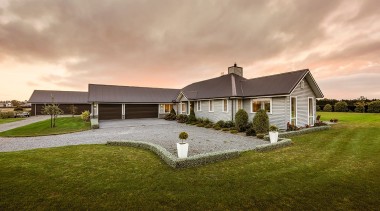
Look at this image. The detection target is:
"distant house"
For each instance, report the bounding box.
[5,102,12,107]
[29,64,324,129]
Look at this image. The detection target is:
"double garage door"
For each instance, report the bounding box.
[98,104,158,120]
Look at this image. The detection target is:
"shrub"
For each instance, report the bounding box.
[252,109,269,134]
[354,104,365,113]
[178,132,188,143]
[204,118,212,124]
[215,120,225,128]
[14,106,23,112]
[269,125,278,132]
[334,101,348,112]
[316,115,321,122]
[164,113,177,120]
[286,122,299,131]
[367,100,380,113]
[176,114,188,123]
[230,130,238,134]
[235,109,248,132]
[224,121,235,128]
[314,122,328,127]
[323,104,332,112]
[204,124,213,128]
[170,108,176,115]
[222,128,230,131]
[246,128,256,136]
[81,110,90,122]
[256,133,265,139]
[213,125,221,130]
[0,111,15,119]
[316,105,321,111]
[196,123,205,127]
[188,108,196,123]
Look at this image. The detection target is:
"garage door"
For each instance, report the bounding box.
[125,104,158,119]
[99,104,122,120]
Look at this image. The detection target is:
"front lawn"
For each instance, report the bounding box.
[0,118,25,125]
[0,117,90,137]
[0,112,379,209]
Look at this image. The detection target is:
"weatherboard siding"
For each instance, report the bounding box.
[194,99,232,122]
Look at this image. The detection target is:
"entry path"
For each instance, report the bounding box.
[0,119,267,156]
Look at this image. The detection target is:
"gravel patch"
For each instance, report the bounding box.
[0,119,267,156]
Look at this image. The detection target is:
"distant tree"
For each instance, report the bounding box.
[14,106,23,112]
[323,104,332,112]
[11,100,20,107]
[367,100,380,113]
[334,101,348,112]
[68,105,78,117]
[354,101,366,113]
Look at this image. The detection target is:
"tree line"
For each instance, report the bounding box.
[317,97,380,113]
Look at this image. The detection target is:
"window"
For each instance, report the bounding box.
[291,97,297,126]
[237,99,243,110]
[209,100,214,112]
[308,98,314,125]
[164,104,172,113]
[251,99,271,113]
[197,101,201,111]
[181,103,187,114]
[222,99,228,112]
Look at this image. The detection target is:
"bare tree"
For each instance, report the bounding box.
[41,95,63,128]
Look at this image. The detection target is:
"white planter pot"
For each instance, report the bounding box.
[177,143,189,158]
[269,131,279,143]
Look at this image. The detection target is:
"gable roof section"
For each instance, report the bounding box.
[28,90,89,104]
[88,84,180,103]
[181,73,246,100]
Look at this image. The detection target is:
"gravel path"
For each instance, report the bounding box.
[0,119,267,156]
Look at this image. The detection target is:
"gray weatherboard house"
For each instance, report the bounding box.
[28,64,324,130]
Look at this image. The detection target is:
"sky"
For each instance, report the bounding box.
[0,0,379,101]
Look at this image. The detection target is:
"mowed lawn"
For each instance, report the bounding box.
[0,117,90,137]
[0,118,25,125]
[0,112,379,210]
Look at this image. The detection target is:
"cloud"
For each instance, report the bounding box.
[0,0,379,100]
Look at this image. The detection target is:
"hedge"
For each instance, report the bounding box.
[253,139,293,152]
[264,125,330,139]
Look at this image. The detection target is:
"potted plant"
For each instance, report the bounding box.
[177,132,189,158]
[269,125,279,143]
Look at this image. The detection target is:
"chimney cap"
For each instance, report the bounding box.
[234,62,237,67]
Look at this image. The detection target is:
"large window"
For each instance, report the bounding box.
[164,104,173,113]
[197,101,201,111]
[181,103,187,114]
[308,97,314,125]
[291,97,297,126]
[222,99,228,112]
[209,100,214,112]
[251,98,271,113]
[237,99,243,110]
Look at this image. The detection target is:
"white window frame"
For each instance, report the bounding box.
[197,101,201,111]
[209,100,214,112]
[308,97,314,126]
[290,96,297,126]
[181,102,187,114]
[222,99,228,112]
[250,98,272,114]
[236,99,243,110]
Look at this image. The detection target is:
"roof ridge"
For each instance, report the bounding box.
[246,69,309,81]
[33,90,88,93]
[89,83,180,90]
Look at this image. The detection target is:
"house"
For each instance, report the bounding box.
[28,64,323,129]
[29,90,91,116]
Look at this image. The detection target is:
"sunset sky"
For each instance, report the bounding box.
[0,0,379,101]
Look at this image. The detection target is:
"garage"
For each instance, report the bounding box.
[99,104,122,120]
[125,104,158,119]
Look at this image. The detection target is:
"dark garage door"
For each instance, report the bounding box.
[125,104,158,119]
[99,104,122,120]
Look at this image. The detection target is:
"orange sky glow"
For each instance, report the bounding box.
[0,0,379,101]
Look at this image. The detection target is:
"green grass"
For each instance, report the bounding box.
[0,117,90,137]
[0,112,379,209]
[0,118,25,124]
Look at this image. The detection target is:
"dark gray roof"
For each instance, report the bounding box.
[28,90,89,104]
[88,84,180,103]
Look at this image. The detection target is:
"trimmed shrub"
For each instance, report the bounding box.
[235,109,248,132]
[323,104,332,112]
[246,128,256,136]
[176,114,188,123]
[256,133,265,139]
[215,120,225,128]
[179,132,188,143]
[367,100,380,113]
[81,110,90,122]
[334,101,348,112]
[221,128,230,131]
[188,108,196,123]
[213,125,221,130]
[164,113,176,120]
[269,125,278,132]
[230,130,238,134]
[224,121,235,128]
[252,109,269,134]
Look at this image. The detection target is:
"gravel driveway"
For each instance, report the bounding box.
[0,118,266,156]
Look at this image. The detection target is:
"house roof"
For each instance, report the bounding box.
[28,90,89,104]
[88,84,180,103]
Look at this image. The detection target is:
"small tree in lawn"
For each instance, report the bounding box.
[178,132,188,144]
[41,95,63,128]
[68,105,78,117]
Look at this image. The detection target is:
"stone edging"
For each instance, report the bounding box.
[106,139,292,169]
[264,125,331,140]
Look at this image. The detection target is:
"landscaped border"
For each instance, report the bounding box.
[264,125,331,140]
[106,139,292,169]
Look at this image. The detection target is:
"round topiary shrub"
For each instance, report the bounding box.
[235,109,248,132]
[179,132,188,143]
[252,109,269,134]
[367,100,380,113]
[334,101,348,112]
[323,104,332,112]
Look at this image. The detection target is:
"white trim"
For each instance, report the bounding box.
[244,95,289,99]
[122,103,125,119]
[222,99,228,112]
[308,97,314,126]
[236,99,243,110]
[290,96,298,126]
[196,101,201,111]
[209,100,214,112]
[250,98,272,114]
[180,102,187,114]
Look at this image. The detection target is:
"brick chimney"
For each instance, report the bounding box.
[228,63,243,77]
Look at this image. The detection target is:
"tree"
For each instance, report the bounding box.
[11,100,20,107]
[367,100,380,113]
[68,105,78,117]
[323,104,332,112]
[252,109,269,134]
[334,101,348,112]
[41,96,63,128]
[354,101,365,113]
[235,109,248,132]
